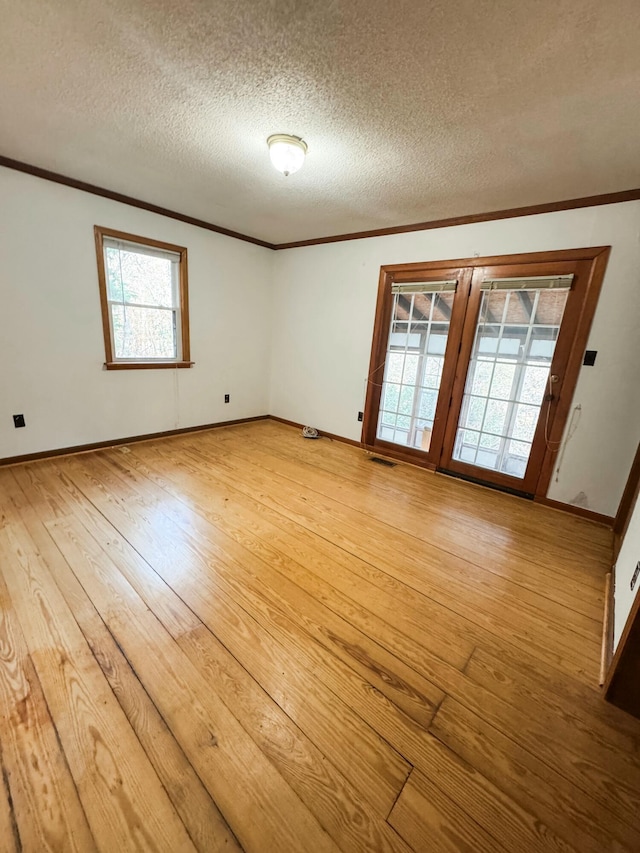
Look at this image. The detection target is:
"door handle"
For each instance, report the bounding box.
[545,374,560,402]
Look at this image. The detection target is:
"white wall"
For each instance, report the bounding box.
[614,494,640,649]
[270,203,640,517]
[0,167,273,458]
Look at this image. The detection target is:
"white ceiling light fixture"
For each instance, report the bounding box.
[267,133,308,176]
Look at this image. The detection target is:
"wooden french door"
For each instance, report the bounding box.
[362,247,610,498]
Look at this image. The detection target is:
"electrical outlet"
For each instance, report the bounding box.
[357,411,363,422]
[224,394,230,403]
[631,561,640,592]
[13,414,25,428]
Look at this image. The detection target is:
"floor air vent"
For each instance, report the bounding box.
[370,456,396,467]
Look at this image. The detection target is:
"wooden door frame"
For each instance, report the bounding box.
[361,264,471,469]
[613,440,640,557]
[440,257,595,496]
[604,584,640,718]
[604,463,640,716]
[602,441,640,717]
[362,246,611,497]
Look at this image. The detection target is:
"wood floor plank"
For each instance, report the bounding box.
[261,419,614,552]
[89,443,640,813]
[40,513,339,853]
[168,608,580,853]
[127,436,580,688]
[61,451,443,728]
[466,641,640,745]
[0,420,636,852]
[84,627,242,853]
[104,448,475,670]
[389,769,509,853]
[70,446,640,839]
[116,443,481,667]
[99,446,473,680]
[0,749,19,853]
[430,697,640,853]
[442,673,640,832]
[90,450,441,751]
[165,434,602,682]
[115,442,607,714]
[135,436,604,679]
[89,451,454,721]
[466,645,640,771]
[4,486,241,853]
[165,606,581,853]
[398,733,578,853]
[207,431,606,634]
[0,521,197,853]
[0,570,95,853]
[226,421,612,582]
[179,625,412,853]
[46,457,413,818]
[225,422,612,573]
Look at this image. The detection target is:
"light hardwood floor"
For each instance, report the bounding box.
[1,419,639,852]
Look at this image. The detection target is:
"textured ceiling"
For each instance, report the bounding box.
[1,0,640,244]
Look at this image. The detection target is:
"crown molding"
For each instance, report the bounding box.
[275,188,640,249]
[3,154,640,251]
[0,155,274,249]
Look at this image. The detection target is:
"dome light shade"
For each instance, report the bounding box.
[267,134,308,176]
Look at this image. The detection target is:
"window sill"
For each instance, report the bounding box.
[104,361,194,370]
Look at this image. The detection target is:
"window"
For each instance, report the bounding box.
[94,226,191,369]
[377,281,457,452]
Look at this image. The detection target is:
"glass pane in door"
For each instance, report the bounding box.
[377,288,454,451]
[452,286,569,478]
